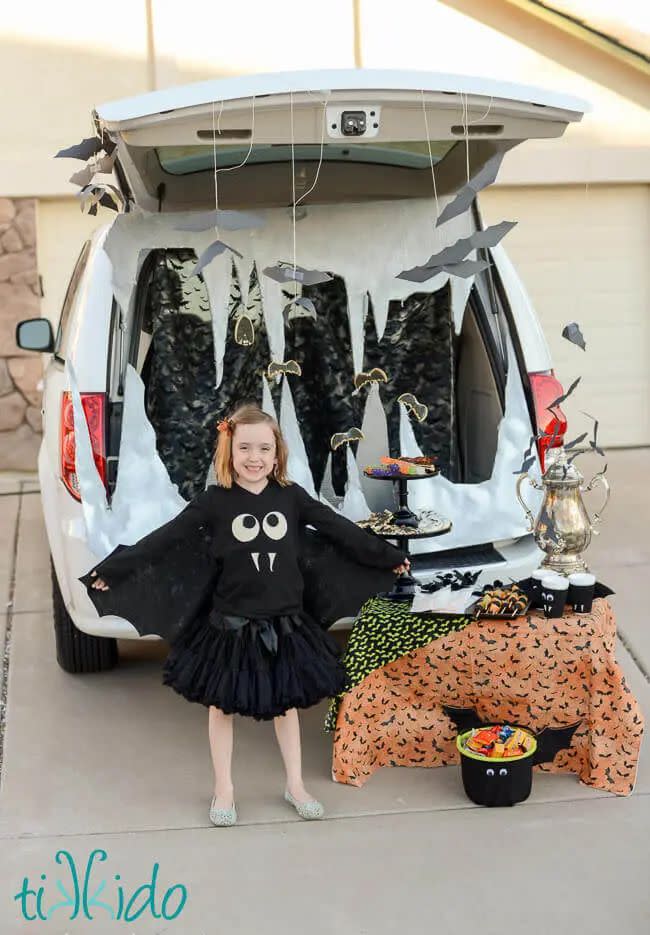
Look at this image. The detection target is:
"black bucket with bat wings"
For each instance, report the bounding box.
[445,706,581,807]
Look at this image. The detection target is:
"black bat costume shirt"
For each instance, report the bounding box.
[90,479,407,622]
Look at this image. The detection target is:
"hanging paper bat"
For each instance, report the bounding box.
[267,360,302,379]
[436,149,508,227]
[547,376,581,415]
[174,209,265,232]
[562,322,586,351]
[512,434,537,475]
[396,222,515,282]
[263,262,333,286]
[190,239,243,278]
[398,393,428,423]
[55,136,105,161]
[580,411,606,458]
[442,706,581,765]
[564,432,587,451]
[354,367,388,389]
[76,183,124,214]
[331,427,364,450]
[69,152,117,188]
[283,296,318,323]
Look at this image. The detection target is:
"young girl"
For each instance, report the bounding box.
[86,403,409,826]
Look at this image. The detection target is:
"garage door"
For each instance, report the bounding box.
[481,184,650,447]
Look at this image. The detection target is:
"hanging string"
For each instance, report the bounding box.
[210,96,257,240]
[294,95,328,209]
[290,89,297,299]
[469,96,493,126]
[461,91,470,184]
[420,90,440,225]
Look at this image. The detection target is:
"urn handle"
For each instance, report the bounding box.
[516,473,542,533]
[582,471,610,534]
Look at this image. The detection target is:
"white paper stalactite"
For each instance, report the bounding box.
[451,271,475,335]
[340,447,371,522]
[67,360,187,559]
[262,374,277,419]
[279,379,317,496]
[399,402,425,458]
[257,271,286,364]
[345,288,367,376]
[403,340,543,554]
[201,254,237,389]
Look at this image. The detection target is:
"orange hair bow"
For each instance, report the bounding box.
[217,418,234,436]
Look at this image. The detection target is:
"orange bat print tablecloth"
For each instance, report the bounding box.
[331,599,644,795]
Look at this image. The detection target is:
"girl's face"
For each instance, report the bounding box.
[231,422,277,485]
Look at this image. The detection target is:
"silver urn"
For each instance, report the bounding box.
[516,447,610,575]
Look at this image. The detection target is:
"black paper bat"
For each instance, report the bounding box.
[263,262,333,286]
[547,376,581,414]
[396,222,515,282]
[191,239,243,278]
[581,411,606,457]
[436,150,508,227]
[330,427,364,450]
[354,367,388,389]
[442,706,581,766]
[55,136,104,161]
[562,322,586,351]
[513,435,537,474]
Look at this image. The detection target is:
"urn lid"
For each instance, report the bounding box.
[543,447,583,484]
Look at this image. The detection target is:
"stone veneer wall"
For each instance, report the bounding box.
[0,198,43,471]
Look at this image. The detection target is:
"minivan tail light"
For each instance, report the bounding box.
[60,392,107,501]
[528,372,567,472]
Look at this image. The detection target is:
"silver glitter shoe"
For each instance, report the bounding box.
[284,789,325,820]
[209,797,237,827]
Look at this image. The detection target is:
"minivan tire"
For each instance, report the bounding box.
[51,559,118,673]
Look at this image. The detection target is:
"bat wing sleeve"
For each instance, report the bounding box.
[78,488,220,641]
[293,484,407,628]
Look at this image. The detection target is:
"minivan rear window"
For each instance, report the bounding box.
[156,140,456,175]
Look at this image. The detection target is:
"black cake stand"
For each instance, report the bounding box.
[363,471,452,598]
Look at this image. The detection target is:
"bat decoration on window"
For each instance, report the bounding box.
[331,427,364,451]
[562,322,586,351]
[263,262,333,286]
[190,239,243,278]
[267,360,302,380]
[283,296,317,324]
[398,393,428,423]
[354,367,388,390]
[442,705,582,766]
[435,149,510,227]
[396,222,515,283]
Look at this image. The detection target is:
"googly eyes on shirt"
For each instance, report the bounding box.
[263,511,288,541]
[232,514,260,543]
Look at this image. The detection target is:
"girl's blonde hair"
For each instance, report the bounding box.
[213,402,291,488]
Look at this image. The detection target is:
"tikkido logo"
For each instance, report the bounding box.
[13,848,188,923]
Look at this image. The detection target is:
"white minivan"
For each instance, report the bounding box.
[17,70,586,673]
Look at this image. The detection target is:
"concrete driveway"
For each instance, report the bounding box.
[0,450,649,934]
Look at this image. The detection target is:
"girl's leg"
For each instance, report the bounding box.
[273,708,315,803]
[208,706,235,807]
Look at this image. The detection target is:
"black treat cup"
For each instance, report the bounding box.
[456,731,537,807]
[568,573,596,614]
[540,577,569,619]
[530,570,547,609]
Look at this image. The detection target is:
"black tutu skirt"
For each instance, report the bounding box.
[161,605,349,721]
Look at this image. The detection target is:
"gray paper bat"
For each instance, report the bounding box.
[283,297,317,322]
[436,151,508,227]
[191,239,243,278]
[564,432,587,451]
[55,137,103,161]
[562,322,586,351]
[263,262,333,286]
[396,222,515,282]
[581,411,606,457]
[174,210,265,232]
[442,259,491,278]
[513,455,536,475]
[548,376,581,414]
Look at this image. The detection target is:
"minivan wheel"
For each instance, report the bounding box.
[51,559,118,673]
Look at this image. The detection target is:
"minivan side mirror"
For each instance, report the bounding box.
[16,318,55,352]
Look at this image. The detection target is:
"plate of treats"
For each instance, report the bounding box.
[471,583,530,620]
